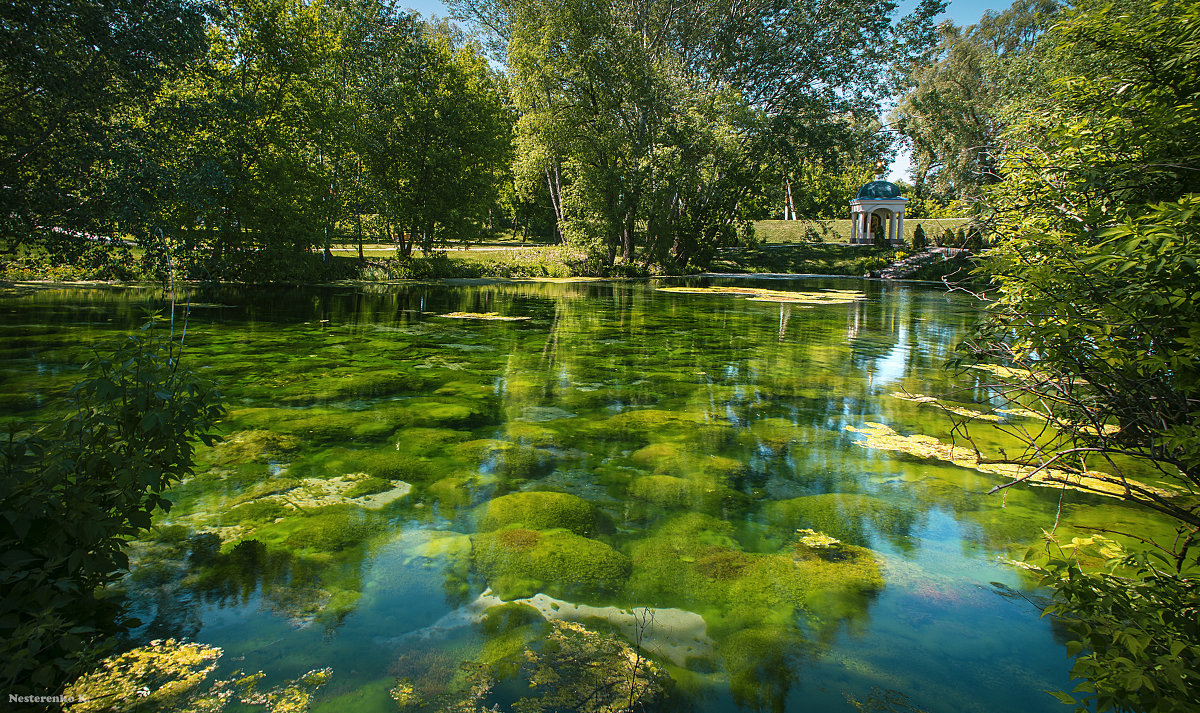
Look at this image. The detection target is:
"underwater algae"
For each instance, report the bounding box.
[471,527,632,600]
[3,279,1132,713]
[889,392,1004,422]
[474,491,601,536]
[63,639,331,713]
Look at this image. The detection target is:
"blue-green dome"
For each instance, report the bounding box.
[855,180,903,200]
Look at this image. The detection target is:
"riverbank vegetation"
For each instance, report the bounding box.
[901,1,1200,710]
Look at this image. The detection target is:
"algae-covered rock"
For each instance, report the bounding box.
[593,408,726,442]
[763,493,918,548]
[395,427,472,456]
[205,429,301,465]
[625,512,883,634]
[471,528,631,600]
[452,439,554,479]
[254,504,384,554]
[389,399,489,428]
[628,475,743,511]
[503,421,560,447]
[426,474,480,510]
[475,491,600,535]
[228,407,394,443]
[629,442,745,485]
[277,369,420,405]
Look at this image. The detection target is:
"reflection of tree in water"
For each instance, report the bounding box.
[118,532,364,644]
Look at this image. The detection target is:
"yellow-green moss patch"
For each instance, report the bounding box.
[436,312,531,321]
[656,286,865,305]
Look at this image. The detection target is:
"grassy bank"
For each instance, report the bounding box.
[2,218,974,283]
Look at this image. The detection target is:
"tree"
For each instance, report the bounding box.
[0,0,207,259]
[457,0,943,270]
[0,322,224,693]
[361,24,513,256]
[955,1,1200,709]
[891,0,1060,209]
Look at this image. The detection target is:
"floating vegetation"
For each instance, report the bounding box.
[64,639,221,712]
[436,312,531,321]
[796,529,841,549]
[656,285,865,304]
[844,422,1175,499]
[63,639,332,713]
[890,392,1005,422]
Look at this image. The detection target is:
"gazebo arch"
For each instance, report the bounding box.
[849,171,907,245]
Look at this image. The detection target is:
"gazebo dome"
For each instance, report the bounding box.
[855,180,903,200]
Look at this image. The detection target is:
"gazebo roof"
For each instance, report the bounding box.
[855,180,903,200]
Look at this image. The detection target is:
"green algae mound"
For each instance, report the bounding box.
[475,491,600,536]
[206,429,300,465]
[764,492,917,547]
[471,528,631,600]
[628,474,742,511]
[625,513,884,633]
[228,406,394,442]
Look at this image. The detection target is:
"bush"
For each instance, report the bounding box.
[0,321,224,693]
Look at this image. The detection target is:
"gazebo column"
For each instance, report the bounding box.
[850,209,858,242]
[898,210,905,246]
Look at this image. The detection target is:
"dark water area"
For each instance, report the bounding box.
[1,278,1170,712]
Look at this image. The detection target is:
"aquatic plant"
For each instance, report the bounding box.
[437,312,532,321]
[628,475,742,512]
[472,528,631,600]
[624,513,884,635]
[64,639,221,712]
[395,427,473,456]
[204,429,299,465]
[845,422,1177,499]
[763,493,917,548]
[227,407,394,443]
[476,492,600,536]
[889,392,1005,422]
[655,285,865,304]
[63,639,332,712]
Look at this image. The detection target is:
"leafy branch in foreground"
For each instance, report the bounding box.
[1025,540,1200,713]
[0,320,224,694]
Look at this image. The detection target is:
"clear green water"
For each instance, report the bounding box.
[0,278,1174,712]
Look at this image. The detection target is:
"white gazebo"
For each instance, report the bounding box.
[849,170,906,245]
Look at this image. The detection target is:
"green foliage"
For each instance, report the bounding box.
[891,0,1060,205]
[1028,543,1200,713]
[0,322,224,693]
[962,3,1200,709]
[912,223,928,250]
[485,0,940,271]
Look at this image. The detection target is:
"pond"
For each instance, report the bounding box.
[0,277,1174,712]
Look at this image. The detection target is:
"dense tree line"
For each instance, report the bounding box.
[452,0,944,270]
[2,0,513,281]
